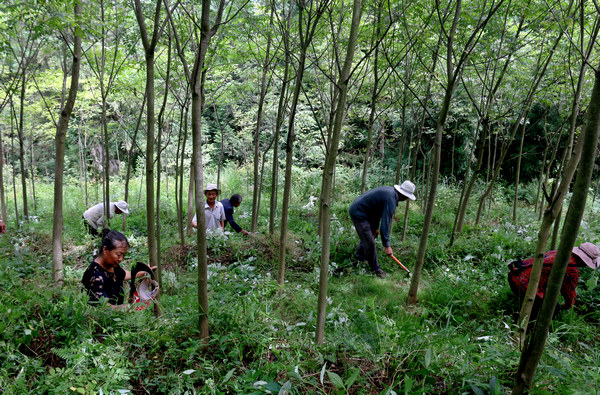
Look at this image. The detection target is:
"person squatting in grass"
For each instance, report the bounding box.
[82,230,156,310]
[221,193,249,236]
[192,183,226,233]
[349,181,416,278]
[83,200,130,238]
[507,242,600,320]
[0,218,6,234]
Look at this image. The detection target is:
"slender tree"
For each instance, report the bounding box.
[408,0,506,304]
[52,0,82,284]
[277,0,329,288]
[315,0,361,345]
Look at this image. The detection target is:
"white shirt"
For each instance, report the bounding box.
[83,202,117,230]
[193,201,225,231]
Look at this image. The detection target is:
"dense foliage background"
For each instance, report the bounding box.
[1,0,600,393]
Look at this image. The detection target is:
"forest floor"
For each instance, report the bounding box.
[1,182,600,394]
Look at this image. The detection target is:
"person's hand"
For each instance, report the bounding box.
[384,246,393,256]
[241,229,249,235]
[135,266,158,278]
[0,220,6,234]
[373,229,379,238]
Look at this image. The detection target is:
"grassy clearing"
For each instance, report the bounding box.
[1,173,599,394]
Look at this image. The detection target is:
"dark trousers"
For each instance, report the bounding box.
[351,216,380,272]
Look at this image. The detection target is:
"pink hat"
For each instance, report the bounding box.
[572,242,600,269]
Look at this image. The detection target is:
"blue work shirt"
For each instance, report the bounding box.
[349,186,400,247]
[221,198,243,233]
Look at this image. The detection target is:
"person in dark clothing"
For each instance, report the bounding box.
[82,230,156,309]
[349,181,416,278]
[220,194,249,235]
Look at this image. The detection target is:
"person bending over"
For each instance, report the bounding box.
[221,194,249,235]
[508,242,600,319]
[349,181,416,278]
[83,200,129,237]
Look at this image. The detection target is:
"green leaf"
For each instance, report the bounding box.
[488,376,499,395]
[585,276,597,291]
[470,383,485,395]
[278,380,292,395]
[424,348,432,368]
[222,368,235,382]
[346,368,360,388]
[327,371,345,389]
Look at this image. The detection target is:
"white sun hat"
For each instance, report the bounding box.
[394,180,416,201]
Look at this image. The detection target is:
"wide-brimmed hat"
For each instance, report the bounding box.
[114,200,130,215]
[572,242,600,269]
[204,183,221,195]
[394,180,416,201]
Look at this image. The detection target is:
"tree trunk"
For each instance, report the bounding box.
[18,71,28,221]
[52,0,82,284]
[316,0,361,345]
[133,0,163,318]
[0,131,6,222]
[251,4,274,232]
[408,0,503,304]
[269,0,293,236]
[512,121,527,222]
[513,67,600,394]
[277,0,327,288]
[190,0,225,341]
[360,2,382,194]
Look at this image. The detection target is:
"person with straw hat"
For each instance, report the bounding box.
[83,200,130,237]
[192,183,226,232]
[508,242,600,317]
[349,181,416,278]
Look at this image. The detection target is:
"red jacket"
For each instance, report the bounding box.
[508,250,580,309]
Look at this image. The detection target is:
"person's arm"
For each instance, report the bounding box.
[192,214,197,229]
[124,265,158,281]
[224,206,243,233]
[379,200,397,249]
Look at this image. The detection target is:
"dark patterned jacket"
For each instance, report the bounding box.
[82,261,126,305]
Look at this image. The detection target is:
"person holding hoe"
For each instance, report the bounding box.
[349,181,416,278]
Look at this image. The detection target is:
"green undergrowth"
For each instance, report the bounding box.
[1,180,600,394]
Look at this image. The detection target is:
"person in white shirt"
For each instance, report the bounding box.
[192,183,225,232]
[83,200,130,237]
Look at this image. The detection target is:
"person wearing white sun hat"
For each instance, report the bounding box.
[349,181,416,278]
[83,200,130,237]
